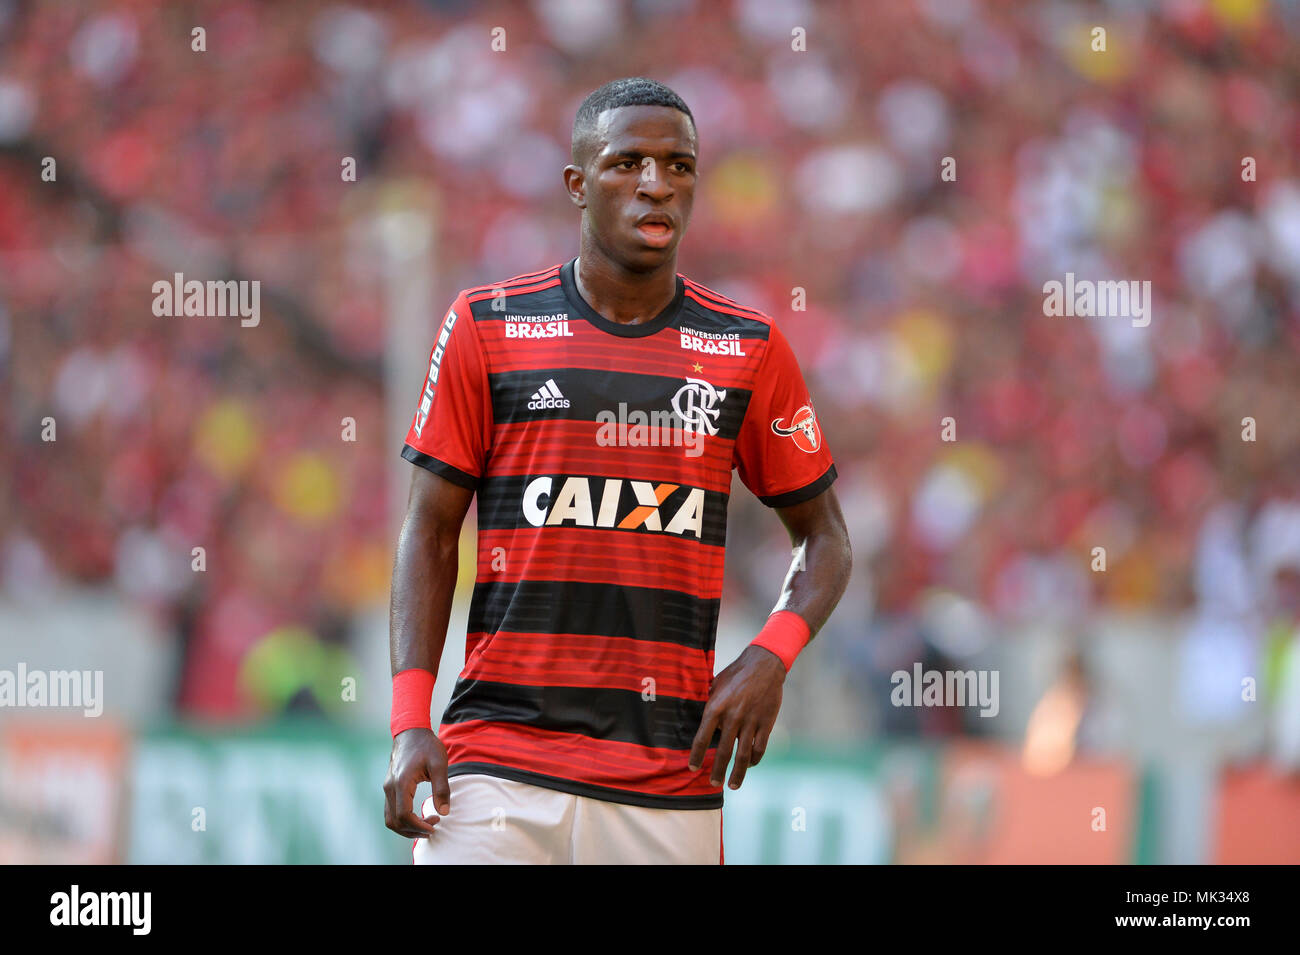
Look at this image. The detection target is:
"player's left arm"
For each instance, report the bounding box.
[688,485,852,789]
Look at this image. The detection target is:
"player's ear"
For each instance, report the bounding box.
[562,164,586,208]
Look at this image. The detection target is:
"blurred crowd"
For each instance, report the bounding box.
[2,0,1299,743]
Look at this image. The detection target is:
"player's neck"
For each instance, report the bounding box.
[574,253,678,327]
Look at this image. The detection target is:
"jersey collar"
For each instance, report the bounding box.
[560,257,684,339]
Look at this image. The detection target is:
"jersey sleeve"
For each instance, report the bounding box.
[733,322,837,507]
[400,292,491,489]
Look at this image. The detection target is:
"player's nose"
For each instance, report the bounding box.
[635,168,673,200]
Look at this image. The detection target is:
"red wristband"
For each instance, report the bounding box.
[390,668,436,737]
[750,610,812,672]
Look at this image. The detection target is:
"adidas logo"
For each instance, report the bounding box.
[527,378,571,411]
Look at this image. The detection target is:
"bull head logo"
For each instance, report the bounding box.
[771,404,820,453]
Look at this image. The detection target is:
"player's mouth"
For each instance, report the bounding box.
[634,213,676,248]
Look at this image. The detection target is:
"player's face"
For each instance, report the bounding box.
[583,105,697,269]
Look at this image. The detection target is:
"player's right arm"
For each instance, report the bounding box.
[383,293,491,838]
[383,467,473,838]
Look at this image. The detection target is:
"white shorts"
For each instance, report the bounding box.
[412,773,724,865]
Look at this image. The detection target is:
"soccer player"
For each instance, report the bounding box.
[383,77,852,864]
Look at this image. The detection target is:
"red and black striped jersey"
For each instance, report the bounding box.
[401,257,837,809]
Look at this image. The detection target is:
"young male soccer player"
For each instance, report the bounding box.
[383,77,852,864]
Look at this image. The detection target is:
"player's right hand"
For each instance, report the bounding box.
[383,728,451,838]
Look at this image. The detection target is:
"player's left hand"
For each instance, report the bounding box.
[688,644,786,790]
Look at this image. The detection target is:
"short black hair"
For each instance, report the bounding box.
[571,77,695,166]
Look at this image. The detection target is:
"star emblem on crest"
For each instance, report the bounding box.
[692,361,704,373]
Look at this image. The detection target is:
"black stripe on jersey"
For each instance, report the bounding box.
[401,445,479,490]
[442,679,715,752]
[489,368,751,438]
[759,463,839,508]
[446,763,723,810]
[468,579,720,651]
[476,472,730,546]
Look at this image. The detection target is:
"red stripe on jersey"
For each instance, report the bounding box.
[460,631,713,699]
[488,421,734,486]
[466,276,562,304]
[440,720,723,799]
[682,286,774,324]
[475,527,725,597]
[681,277,772,322]
[464,265,561,297]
